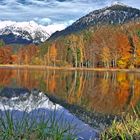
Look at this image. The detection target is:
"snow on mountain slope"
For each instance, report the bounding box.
[74,3,140,26]
[49,3,140,40]
[0,20,66,44]
[111,1,128,7]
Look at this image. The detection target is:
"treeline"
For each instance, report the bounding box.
[0,22,140,69]
[47,22,140,69]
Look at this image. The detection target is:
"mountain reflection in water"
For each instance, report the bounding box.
[0,88,98,140]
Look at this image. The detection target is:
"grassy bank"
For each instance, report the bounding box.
[0,110,78,140]
[0,64,140,72]
[100,107,140,140]
[0,105,140,140]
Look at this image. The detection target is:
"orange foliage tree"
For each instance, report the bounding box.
[0,46,13,64]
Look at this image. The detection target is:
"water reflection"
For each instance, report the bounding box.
[0,88,98,139]
[0,68,140,115]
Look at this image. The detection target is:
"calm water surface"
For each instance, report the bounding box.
[0,68,140,115]
[0,68,140,138]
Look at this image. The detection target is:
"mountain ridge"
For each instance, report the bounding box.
[48,3,140,40]
[0,21,65,44]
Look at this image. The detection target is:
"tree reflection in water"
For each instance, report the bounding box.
[0,68,140,115]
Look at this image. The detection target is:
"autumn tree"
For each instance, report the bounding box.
[0,40,5,48]
[101,47,111,68]
[115,31,131,69]
[65,35,78,67]
[49,43,57,66]
[39,42,50,65]
[133,33,140,67]
[11,55,18,64]
[17,44,39,65]
[92,26,112,68]
[0,46,13,64]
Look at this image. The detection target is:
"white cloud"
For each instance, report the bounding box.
[0,0,139,28]
[34,17,52,25]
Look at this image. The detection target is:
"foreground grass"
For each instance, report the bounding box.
[0,110,78,140]
[1,105,140,140]
[100,106,140,140]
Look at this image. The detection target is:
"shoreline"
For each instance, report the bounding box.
[0,64,140,72]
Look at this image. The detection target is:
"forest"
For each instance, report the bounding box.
[0,21,140,69]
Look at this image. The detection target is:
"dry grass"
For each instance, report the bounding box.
[100,106,140,140]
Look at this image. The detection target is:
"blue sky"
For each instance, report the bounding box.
[0,0,140,26]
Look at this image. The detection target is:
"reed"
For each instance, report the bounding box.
[0,109,78,140]
[100,105,140,140]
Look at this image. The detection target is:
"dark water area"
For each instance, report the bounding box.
[0,68,140,138]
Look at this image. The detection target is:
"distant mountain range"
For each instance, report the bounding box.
[49,2,140,40]
[0,21,64,45]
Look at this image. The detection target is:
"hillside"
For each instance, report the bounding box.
[49,3,140,40]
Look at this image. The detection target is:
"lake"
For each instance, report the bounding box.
[0,68,140,139]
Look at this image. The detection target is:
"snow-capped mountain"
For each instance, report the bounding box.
[0,21,65,44]
[49,3,140,40]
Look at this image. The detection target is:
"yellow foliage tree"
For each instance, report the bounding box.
[49,43,57,66]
